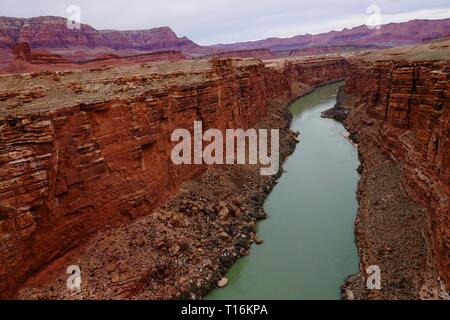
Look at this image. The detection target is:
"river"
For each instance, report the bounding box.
[207,81,360,300]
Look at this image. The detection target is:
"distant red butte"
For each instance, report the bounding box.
[0,15,197,72]
[3,42,72,74]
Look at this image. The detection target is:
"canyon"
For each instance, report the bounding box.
[0,31,449,298]
[210,19,450,51]
[0,56,349,298]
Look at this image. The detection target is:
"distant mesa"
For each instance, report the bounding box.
[0,16,199,52]
[210,18,450,52]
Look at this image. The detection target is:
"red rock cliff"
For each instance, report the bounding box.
[344,59,449,291]
[0,57,349,298]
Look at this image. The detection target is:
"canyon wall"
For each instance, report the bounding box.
[0,57,349,298]
[343,59,449,294]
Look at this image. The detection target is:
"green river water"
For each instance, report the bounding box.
[207,81,360,300]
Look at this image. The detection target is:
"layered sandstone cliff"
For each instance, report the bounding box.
[0,57,349,298]
[334,58,449,299]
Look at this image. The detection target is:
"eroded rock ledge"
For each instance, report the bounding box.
[0,57,349,298]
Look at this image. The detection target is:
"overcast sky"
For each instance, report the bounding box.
[1,0,450,44]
